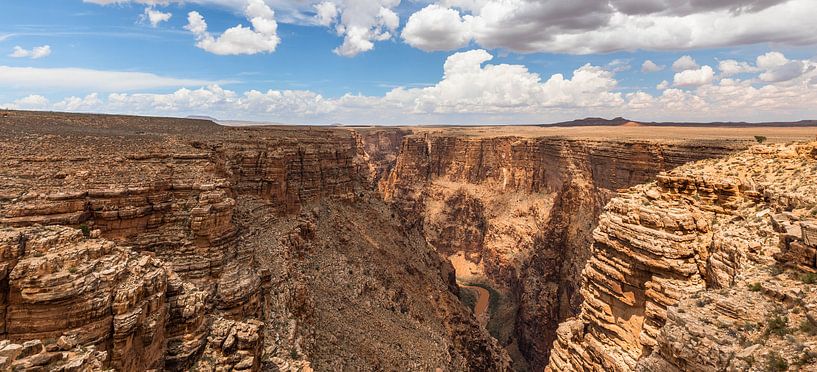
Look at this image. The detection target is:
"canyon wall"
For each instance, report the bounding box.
[0,111,508,371]
[547,142,817,371]
[4,110,813,371]
[378,132,748,369]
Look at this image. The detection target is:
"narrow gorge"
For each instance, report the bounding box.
[1,110,816,371]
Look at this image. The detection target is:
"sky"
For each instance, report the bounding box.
[1,0,817,125]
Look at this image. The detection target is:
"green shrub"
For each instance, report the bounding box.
[748,282,762,292]
[79,224,90,238]
[755,135,768,144]
[765,310,790,337]
[800,272,817,284]
[799,319,817,335]
[766,352,788,371]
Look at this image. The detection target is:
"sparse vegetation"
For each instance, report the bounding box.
[68,267,78,274]
[799,319,817,335]
[458,286,477,310]
[79,224,90,238]
[799,272,817,284]
[766,352,789,371]
[755,135,767,144]
[748,282,762,292]
[765,309,791,337]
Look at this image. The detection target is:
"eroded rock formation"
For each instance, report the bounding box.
[3,110,815,371]
[0,111,507,371]
[548,141,817,371]
[377,132,747,369]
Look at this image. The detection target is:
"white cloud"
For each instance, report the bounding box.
[378,49,623,113]
[318,0,402,57]
[9,45,52,59]
[656,80,670,90]
[672,55,698,72]
[718,59,760,77]
[607,59,631,73]
[400,0,817,54]
[756,52,810,82]
[314,1,338,26]
[673,65,714,87]
[184,0,280,55]
[0,65,224,91]
[402,4,472,51]
[10,95,49,109]
[141,7,172,27]
[53,93,104,111]
[641,60,664,73]
[6,50,817,124]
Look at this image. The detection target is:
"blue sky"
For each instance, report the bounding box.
[1,0,817,124]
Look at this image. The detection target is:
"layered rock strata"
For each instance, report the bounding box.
[0,111,508,371]
[379,132,746,368]
[548,142,817,371]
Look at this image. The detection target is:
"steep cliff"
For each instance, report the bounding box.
[0,111,508,371]
[547,141,817,371]
[378,132,750,369]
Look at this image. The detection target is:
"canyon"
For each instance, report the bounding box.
[1,109,817,371]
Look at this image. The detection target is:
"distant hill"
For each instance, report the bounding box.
[187,115,219,122]
[543,117,817,128]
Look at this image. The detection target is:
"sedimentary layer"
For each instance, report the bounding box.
[547,141,817,371]
[377,131,747,368]
[0,111,508,371]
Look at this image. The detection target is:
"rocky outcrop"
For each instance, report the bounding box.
[1,226,168,370]
[0,338,108,371]
[548,142,817,371]
[0,111,507,371]
[379,133,746,368]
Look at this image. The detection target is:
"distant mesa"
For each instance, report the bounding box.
[187,115,219,122]
[542,116,817,128]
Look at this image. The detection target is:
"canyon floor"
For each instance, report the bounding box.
[1,110,817,371]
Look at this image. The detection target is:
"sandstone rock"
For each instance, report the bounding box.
[548,141,817,371]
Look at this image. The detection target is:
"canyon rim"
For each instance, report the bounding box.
[4,0,817,370]
[2,111,817,371]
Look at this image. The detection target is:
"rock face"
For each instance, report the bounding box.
[4,110,816,371]
[0,111,507,371]
[547,142,817,371]
[378,132,747,368]
[1,226,165,371]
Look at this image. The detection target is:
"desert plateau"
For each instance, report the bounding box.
[0,109,815,371]
[4,0,817,370]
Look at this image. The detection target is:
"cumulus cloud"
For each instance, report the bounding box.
[756,52,811,82]
[9,45,51,59]
[718,59,760,77]
[314,1,338,26]
[313,0,401,57]
[673,65,714,86]
[400,0,817,54]
[141,7,172,27]
[184,0,280,55]
[641,60,664,72]
[0,65,224,91]
[672,55,698,72]
[401,4,472,51]
[6,49,817,124]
